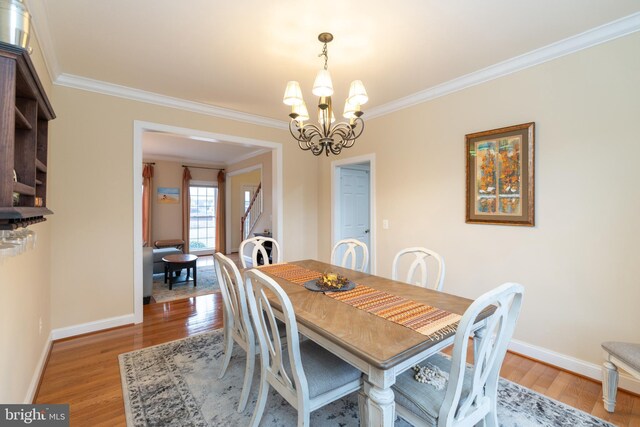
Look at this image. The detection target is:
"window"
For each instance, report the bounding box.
[244,189,252,213]
[189,186,217,251]
[241,185,259,240]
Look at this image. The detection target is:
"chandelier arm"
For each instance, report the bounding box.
[328,124,354,147]
[343,118,364,148]
[311,145,324,156]
[289,120,322,143]
[289,120,327,155]
[301,125,323,144]
[329,142,343,155]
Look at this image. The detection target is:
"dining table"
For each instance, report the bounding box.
[254,259,493,427]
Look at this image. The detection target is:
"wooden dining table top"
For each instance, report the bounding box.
[256,259,492,370]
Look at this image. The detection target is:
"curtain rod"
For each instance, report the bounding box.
[182,165,225,171]
[143,162,156,165]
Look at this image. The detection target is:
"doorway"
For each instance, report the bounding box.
[133,121,283,324]
[332,154,376,274]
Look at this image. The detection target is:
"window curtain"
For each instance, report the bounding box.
[182,167,192,253]
[142,163,154,246]
[215,170,226,253]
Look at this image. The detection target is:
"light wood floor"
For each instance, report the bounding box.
[35,292,639,426]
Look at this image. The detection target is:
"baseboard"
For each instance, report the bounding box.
[25,331,52,403]
[509,339,640,395]
[51,314,135,341]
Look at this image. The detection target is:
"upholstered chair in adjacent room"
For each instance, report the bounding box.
[331,238,369,272]
[239,236,282,268]
[601,341,640,412]
[392,282,524,427]
[392,247,446,291]
[244,268,362,427]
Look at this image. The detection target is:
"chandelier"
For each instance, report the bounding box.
[283,32,368,156]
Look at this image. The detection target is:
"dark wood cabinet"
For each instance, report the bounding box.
[0,41,55,230]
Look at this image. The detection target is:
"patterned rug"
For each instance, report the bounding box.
[119,331,615,427]
[152,265,219,303]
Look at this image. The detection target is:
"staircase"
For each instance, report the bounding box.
[241,183,262,241]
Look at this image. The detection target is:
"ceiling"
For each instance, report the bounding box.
[141,132,267,165]
[29,1,640,164]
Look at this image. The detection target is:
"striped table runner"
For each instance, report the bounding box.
[258,263,461,341]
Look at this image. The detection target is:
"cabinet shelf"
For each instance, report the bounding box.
[35,159,47,173]
[13,181,35,196]
[14,106,32,129]
[0,207,51,230]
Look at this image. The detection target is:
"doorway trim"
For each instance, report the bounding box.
[331,153,376,274]
[133,121,283,324]
[225,164,262,253]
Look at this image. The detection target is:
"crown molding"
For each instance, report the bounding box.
[367,12,640,119]
[26,4,640,124]
[142,154,227,166]
[229,148,271,165]
[143,149,269,166]
[55,73,288,130]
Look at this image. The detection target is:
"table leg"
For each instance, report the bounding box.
[193,263,197,287]
[164,263,168,284]
[361,376,395,427]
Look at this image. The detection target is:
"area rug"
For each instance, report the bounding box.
[152,265,219,303]
[119,331,614,427]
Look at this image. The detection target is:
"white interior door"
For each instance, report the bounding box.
[338,166,370,271]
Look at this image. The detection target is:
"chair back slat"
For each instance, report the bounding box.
[239,236,282,268]
[331,238,369,272]
[392,247,445,291]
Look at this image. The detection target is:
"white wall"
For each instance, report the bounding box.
[48,86,318,330]
[317,32,640,369]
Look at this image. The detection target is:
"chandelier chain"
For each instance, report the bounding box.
[319,42,329,70]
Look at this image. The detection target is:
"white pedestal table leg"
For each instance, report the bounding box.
[362,377,395,427]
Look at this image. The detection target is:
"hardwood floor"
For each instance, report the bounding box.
[35,292,639,426]
[35,294,223,426]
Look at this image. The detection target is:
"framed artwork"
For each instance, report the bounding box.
[157,187,180,204]
[465,122,535,226]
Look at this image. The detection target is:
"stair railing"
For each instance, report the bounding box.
[241,183,262,241]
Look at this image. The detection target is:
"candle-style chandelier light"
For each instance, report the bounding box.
[283,32,368,156]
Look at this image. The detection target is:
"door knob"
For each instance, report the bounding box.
[364,229,370,233]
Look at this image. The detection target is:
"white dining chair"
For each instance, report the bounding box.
[244,268,362,427]
[239,236,282,268]
[392,282,524,427]
[214,252,258,412]
[331,238,369,272]
[392,247,445,291]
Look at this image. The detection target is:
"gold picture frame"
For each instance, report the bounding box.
[465,122,535,226]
